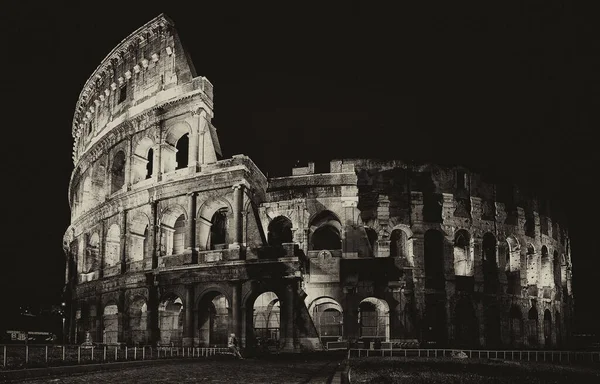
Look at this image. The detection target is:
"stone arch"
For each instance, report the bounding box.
[103,301,120,344]
[527,306,539,347]
[267,215,293,246]
[358,297,390,341]
[252,291,281,346]
[309,210,342,251]
[543,309,552,348]
[424,229,445,289]
[197,290,230,347]
[160,205,187,256]
[197,197,233,251]
[307,297,343,343]
[509,305,523,348]
[84,232,100,273]
[453,229,473,276]
[128,296,148,345]
[129,212,150,262]
[105,224,121,267]
[132,136,155,183]
[454,295,479,348]
[482,233,498,293]
[110,150,126,194]
[389,225,414,266]
[164,121,191,173]
[158,293,184,346]
[505,235,521,271]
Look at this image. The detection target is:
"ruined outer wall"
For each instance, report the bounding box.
[262,159,574,348]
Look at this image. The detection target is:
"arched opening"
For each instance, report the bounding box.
[128,297,148,345]
[358,297,389,342]
[85,232,100,273]
[424,229,445,289]
[390,228,410,259]
[365,227,378,256]
[209,208,228,250]
[424,293,447,346]
[160,206,187,257]
[482,233,498,293]
[509,305,523,348]
[175,133,189,169]
[164,123,191,173]
[454,296,478,348]
[103,302,119,344]
[540,246,551,287]
[309,210,342,251]
[527,307,539,347]
[110,151,126,194]
[132,137,154,184]
[253,292,281,348]
[146,148,154,179]
[308,297,343,344]
[198,292,230,347]
[453,230,472,276]
[505,236,521,294]
[543,309,552,348]
[484,299,501,348]
[129,213,149,262]
[555,311,561,347]
[267,216,293,246]
[172,215,186,255]
[105,224,121,267]
[159,294,183,346]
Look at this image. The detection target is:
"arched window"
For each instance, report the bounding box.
[424,229,445,289]
[267,216,293,246]
[540,246,551,287]
[110,151,126,194]
[482,233,498,293]
[543,309,552,348]
[390,229,409,258]
[105,224,121,267]
[553,250,561,296]
[526,244,537,286]
[172,215,186,255]
[146,148,154,179]
[453,230,472,276]
[175,133,189,169]
[210,208,228,249]
[309,210,342,251]
[365,227,378,256]
[509,305,522,347]
[527,307,539,346]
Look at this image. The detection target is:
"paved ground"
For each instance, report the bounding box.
[8,354,344,384]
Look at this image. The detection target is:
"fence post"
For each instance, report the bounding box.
[45,345,48,364]
[78,346,81,364]
[143,346,145,360]
[62,345,65,361]
[115,346,118,361]
[103,346,107,361]
[3,345,6,367]
[92,346,94,361]
[25,345,29,365]
[125,346,128,360]
[134,346,137,360]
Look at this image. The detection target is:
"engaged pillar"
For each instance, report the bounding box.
[232,183,244,246]
[183,284,194,347]
[187,192,197,263]
[281,280,296,351]
[231,281,242,344]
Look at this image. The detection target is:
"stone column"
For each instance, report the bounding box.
[126,137,133,191]
[281,280,296,351]
[120,210,128,274]
[189,108,203,171]
[187,192,197,263]
[232,184,245,247]
[183,284,194,347]
[231,281,242,345]
[150,201,159,270]
[147,274,160,346]
[99,220,106,278]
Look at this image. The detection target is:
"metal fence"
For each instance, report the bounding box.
[0,344,230,370]
[347,348,600,364]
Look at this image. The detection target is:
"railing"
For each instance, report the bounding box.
[0,344,230,370]
[347,348,600,364]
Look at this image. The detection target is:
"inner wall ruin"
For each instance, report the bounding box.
[63,14,574,351]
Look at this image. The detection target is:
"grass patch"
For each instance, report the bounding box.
[349,357,600,384]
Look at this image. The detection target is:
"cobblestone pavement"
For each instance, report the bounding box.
[14,356,341,384]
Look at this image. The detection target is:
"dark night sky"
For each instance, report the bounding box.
[1,2,597,333]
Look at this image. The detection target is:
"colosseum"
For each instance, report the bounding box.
[63,14,574,351]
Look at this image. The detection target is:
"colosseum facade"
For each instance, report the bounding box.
[63,14,574,351]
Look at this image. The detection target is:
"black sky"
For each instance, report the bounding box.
[2,2,597,333]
